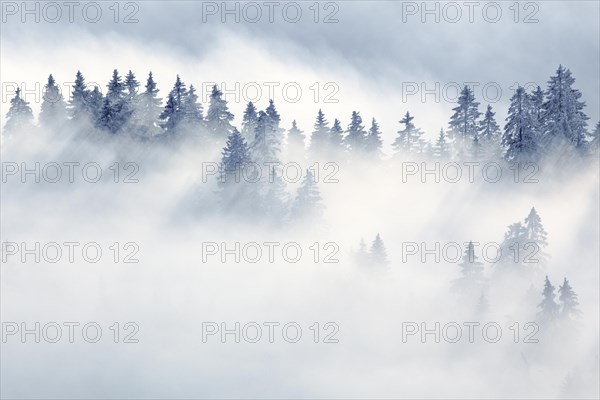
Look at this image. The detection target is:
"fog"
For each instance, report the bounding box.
[1,1,599,399]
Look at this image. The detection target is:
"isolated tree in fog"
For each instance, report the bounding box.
[369,234,389,267]
[448,85,481,152]
[241,101,258,144]
[344,111,367,153]
[205,84,234,139]
[538,275,559,324]
[458,241,484,280]
[39,74,68,128]
[542,65,588,149]
[393,111,425,154]
[291,170,323,220]
[558,278,581,320]
[365,118,384,159]
[355,238,369,267]
[3,88,34,134]
[503,86,538,161]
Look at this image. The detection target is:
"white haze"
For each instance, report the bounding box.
[1,1,599,399]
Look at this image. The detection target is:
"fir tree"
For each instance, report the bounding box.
[97,69,130,133]
[458,241,484,281]
[369,233,389,267]
[309,109,330,159]
[448,86,481,153]
[538,275,559,324]
[365,118,384,159]
[241,102,258,144]
[542,65,589,149]
[39,74,68,128]
[160,75,187,133]
[344,111,367,153]
[3,88,34,134]
[503,86,538,161]
[181,84,204,131]
[393,111,425,154]
[523,207,548,247]
[252,100,283,165]
[558,278,581,320]
[86,86,104,124]
[432,128,450,159]
[329,118,345,149]
[68,70,91,122]
[219,128,251,185]
[206,84,234,139]
[134,72,162,137]
[478,105,502,159]
[291,170,323,220]
[124,70,140,100]
[286,120,306,161]
[355,238,369,267]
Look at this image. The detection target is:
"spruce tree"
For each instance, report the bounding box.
[432,128,449,159]
[365,118,384,159]
[329,118,345,149]
[344,111,367,154]
[252,100,283,165]
[135,72,162,137]
[538,275,559,324]
[181,84,204,131]
[478,105,502,159]
[241,102,258,144]
[39,74,68,128]
[558,278,581,320]
[3,88,34,134]
[502,86,538,161]
[309,109,330,159]
[206,84,234,139]
[160,75,187,133]
[369,233,389,267]
[97,69,130,133]
[68,70,90,122]
[542,65,588,149]
[448,86,481,154]
[393,111,425,154]
[286,120,306,161]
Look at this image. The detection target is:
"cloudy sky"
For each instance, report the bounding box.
[2,0,599,148]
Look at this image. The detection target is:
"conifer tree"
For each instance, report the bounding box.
[448,86,481,154]
[344,111,367,154]
[369,233,389,267]
[309,109,330,159]
[365,118,384,159]
[241,101,258,144]
[39,74,68,128]
[393,111,425,154]
[3,88,34,134]
[291,170,323,220]
[538,275,559,324]
[286,120,306,161]
[206,84,234,139]
[558,278,581,320]
[502,86,538,161]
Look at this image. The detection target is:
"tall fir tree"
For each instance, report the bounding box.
[97,69,130,133]
[68,70,91,122]
[344,111,367,154]
[252,100,283,165]
[206,84,234,139]
[286,120,306,162]
[181,84,204,132]
[538,275,559,324]
[365,118,384,159]
[478,104,502,159]
[558,278,581,320]
[134,72,162,137]
[160,75,187,133]
[241,101,258,144]
[393,111,426,154]
[432,128,450,158]
[542,65,588,150]
[369,234,389,267]
[39,74,68,128]
[502,86,538,161]
[3,88,34,134]
[329,118,345,150]
[309,109,330,159]
[448,86,481,155]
